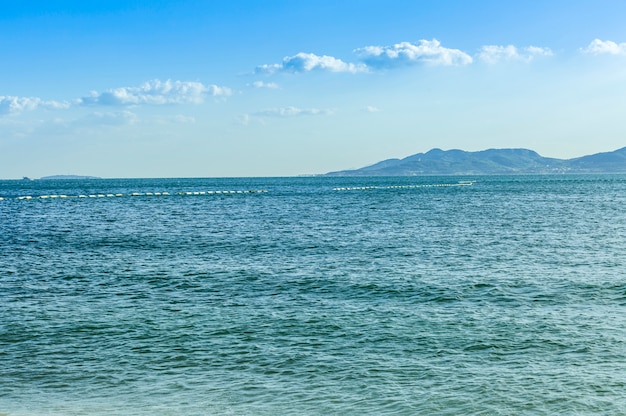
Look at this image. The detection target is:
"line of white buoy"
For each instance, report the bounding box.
[1,190,269,201]
[2,184,475,200]
[333,181,475,191]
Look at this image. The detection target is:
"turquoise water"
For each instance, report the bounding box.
[2,175,626,415]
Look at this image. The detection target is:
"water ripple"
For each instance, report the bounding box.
[2,176,626,415]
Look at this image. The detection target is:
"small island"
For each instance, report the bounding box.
[39,175,101,180]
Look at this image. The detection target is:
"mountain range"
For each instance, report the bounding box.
[326,147,626,176]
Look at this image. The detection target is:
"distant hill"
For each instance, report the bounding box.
[326,147,626,176]
[39,175,101,180]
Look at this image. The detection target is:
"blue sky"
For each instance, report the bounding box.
[2,0,626,178]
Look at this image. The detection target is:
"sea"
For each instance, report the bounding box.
[1,175,626,415]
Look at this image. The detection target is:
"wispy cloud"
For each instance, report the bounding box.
[236,114,251,126]
[254,106,333,117]
[354,39,473,67]
[255,52,367,74]
[581,39,626,55]
[0,95,70,115]
[250,81,279,89]
[168,114,196,124]
[364,105,381,113]
[79,79,232,106]
[21,111,140,138]
[77,110,139,126]
[478,45,553,64]
[238,106,333,126]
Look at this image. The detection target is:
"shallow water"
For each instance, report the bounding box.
[2,175,626,415]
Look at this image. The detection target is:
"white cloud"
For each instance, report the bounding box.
[250,81,279,89]
[364,105,381,113]
[79,79,232,106]
[581,39,626,55]
[525,46,553,57]
[0,95,70,115]
[170,114,196,124]
[478,45,553,64]
[255,52,367,74]
[0,96,39,114]
[253,39,471,76]
[254,106,333,117]
[354,39,473,67]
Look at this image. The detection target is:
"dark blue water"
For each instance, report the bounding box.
[2,176,626,415]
